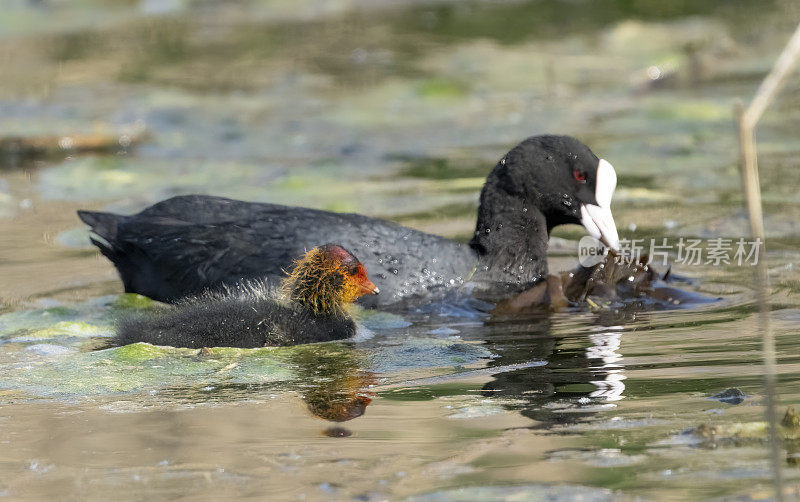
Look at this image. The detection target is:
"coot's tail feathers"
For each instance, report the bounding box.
[78,210,149,295]
[77,210,124,253]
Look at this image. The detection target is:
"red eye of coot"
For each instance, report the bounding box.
[573,169,587,182]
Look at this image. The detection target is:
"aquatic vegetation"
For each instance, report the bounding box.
[0,294,493,402]
[683,407,800,446]
[1,0,800,500]
[10,320,110,342]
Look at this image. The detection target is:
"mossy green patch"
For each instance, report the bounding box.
[109,293,157,310]
[111,342,174,363]
[17,321,110,341]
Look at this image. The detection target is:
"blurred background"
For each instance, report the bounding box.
[2,0,800,302]
[3,2,800,500]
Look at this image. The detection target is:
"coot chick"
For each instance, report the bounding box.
[117,244,378,348]
[79,135,620,306]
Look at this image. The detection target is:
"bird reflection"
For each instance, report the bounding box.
[586,328,625,402]
[477,312,630,426]
[164,344,376,435]
[283,344,375,439]
[473,250,716,424]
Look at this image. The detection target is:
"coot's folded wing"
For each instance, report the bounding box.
[112,216,270,300]
[82,194,478,305]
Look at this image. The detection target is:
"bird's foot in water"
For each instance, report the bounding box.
[491,275,568,315]
[491,250,718,316]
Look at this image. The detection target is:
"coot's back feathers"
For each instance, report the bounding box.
[83,197,476,305]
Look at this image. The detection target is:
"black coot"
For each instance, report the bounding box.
[80,135,619,306]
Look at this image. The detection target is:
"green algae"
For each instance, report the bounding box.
[111,342,173,363]
[0,306,81,338]
[0,301,494,401]
[110,293,156,310]
[0,287,498,401]
[0,342,292,397]
[14,321,110,341]
[0,294,160,341]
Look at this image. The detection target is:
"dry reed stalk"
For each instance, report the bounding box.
[736,21,800,501]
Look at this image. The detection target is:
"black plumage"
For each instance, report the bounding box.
[80,135,612,306]
[117,281,356,348]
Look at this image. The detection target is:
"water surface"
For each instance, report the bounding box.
[1,1,800,500]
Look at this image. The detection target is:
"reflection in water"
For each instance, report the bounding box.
[322,426,354,438]
[586,328,625,402]
[288,345,375,434]
[150,343,376,431]
[479,313,628,425]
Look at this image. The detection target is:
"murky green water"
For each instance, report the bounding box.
[2,0,800,500]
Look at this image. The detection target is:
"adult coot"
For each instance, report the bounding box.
[80,135,619,306]
[117,244,378,348]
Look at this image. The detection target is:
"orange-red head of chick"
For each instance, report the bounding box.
[281,244,378,316]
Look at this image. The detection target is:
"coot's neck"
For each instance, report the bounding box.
[282,275,348,318]
[294,298,345,318]
[469,187,550,289]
